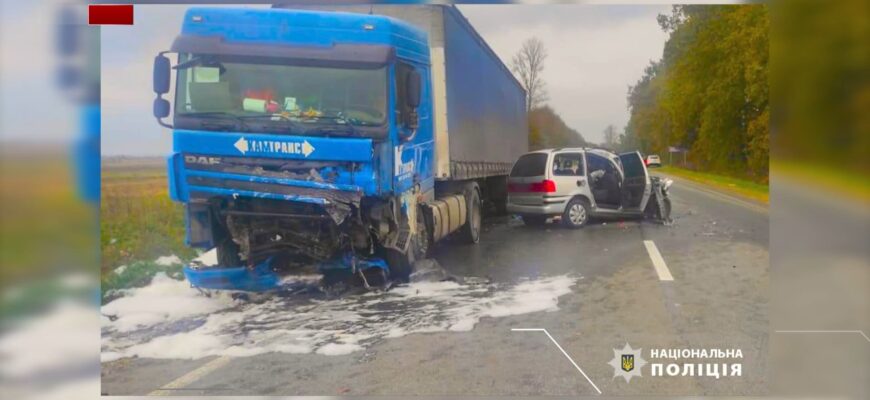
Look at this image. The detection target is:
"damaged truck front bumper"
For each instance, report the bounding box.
[183,252,390,292]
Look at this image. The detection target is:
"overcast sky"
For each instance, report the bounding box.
[94,4,669,155]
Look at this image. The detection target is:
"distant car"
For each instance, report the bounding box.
[645,154,662,167]
[506,148,672,228]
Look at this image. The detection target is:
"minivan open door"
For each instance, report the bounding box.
[618,151,650,210]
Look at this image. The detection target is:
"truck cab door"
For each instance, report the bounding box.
[393,61,433,195]
[617,151,650,210]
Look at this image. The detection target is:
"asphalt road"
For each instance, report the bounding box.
[101,173,770,396]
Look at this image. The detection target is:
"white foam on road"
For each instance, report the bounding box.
[101,272,237,333]
[193,248,218,266]
[101,273,577,360]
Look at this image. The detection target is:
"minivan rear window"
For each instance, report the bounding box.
[510,153,548,177]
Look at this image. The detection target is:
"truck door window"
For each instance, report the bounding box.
[553,153,584,176]
[395,62,414,126]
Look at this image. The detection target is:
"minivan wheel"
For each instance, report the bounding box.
[521,215,547,226]
[562,198,589,229]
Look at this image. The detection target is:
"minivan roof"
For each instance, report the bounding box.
[527,147,621,156]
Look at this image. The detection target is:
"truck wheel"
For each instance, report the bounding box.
[385,208,429,282]
[216,238,242,267]
[459,182,481,244]
[521,215,547,226]
[561,197,589,229]
[385,249,412,282]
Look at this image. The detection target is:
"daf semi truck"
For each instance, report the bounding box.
[152,5,527,290]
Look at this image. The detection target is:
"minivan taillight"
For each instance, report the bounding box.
[509,180,556,193]
[531,179,557,193]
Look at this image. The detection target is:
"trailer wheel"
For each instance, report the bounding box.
[459,182,481,244]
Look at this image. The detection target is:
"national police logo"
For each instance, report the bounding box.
[622,354,634,372]
[608,343,647,383]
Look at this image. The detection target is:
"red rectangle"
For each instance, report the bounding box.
[88,5,134,25]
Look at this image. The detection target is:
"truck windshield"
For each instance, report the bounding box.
[174,54,388,135]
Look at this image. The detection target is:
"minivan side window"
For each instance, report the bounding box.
[586,152,609,174]
[553,153,584,176]
[510,153,548,177]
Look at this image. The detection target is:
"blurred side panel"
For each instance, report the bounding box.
[0,1,100,400]
[770,0,870,398]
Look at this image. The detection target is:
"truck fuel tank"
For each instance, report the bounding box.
[425,194,466,242]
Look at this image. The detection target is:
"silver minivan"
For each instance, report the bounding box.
[506,148,672,228]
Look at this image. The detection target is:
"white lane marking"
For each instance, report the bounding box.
[148,356,232,396]
[775,330,870,343]
[512,328,602,395]
[643,240,674,281]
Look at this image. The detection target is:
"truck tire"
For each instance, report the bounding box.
[385,207,429,282]
[216,238,242,267]
[459,182,481,244]
[561,197,590,229]
[385,249,412,282]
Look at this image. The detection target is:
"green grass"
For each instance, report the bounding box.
[101,166,195,292]
[102,260,186,301]
[655,166,769,203]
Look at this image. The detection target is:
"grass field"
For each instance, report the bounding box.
[101,158,195,292]
[656,165,770,203]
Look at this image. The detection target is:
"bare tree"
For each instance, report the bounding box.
[511,37,549,111]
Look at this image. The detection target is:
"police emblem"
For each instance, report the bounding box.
[608,343,647,382]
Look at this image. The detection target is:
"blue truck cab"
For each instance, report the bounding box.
[152,6,527,290]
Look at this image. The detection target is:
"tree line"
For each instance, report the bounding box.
[623,5,770,182]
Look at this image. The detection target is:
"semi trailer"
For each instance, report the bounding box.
[152,5,527,291]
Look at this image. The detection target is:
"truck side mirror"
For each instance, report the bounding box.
[153,54,171,94]
[406,69,421,108]
[154,98,170,119]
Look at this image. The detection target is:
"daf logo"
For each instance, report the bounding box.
[185,155,221,165]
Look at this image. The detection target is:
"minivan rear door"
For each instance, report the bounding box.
[618,151,650,210]
[508,152,550,206]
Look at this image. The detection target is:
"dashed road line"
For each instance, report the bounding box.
[511,328,602,395]
[643,240,674,281]
[148,355,232,396]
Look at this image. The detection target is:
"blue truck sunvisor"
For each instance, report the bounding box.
[170,35,395,67]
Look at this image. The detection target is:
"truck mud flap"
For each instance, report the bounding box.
[183,257,280,292]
